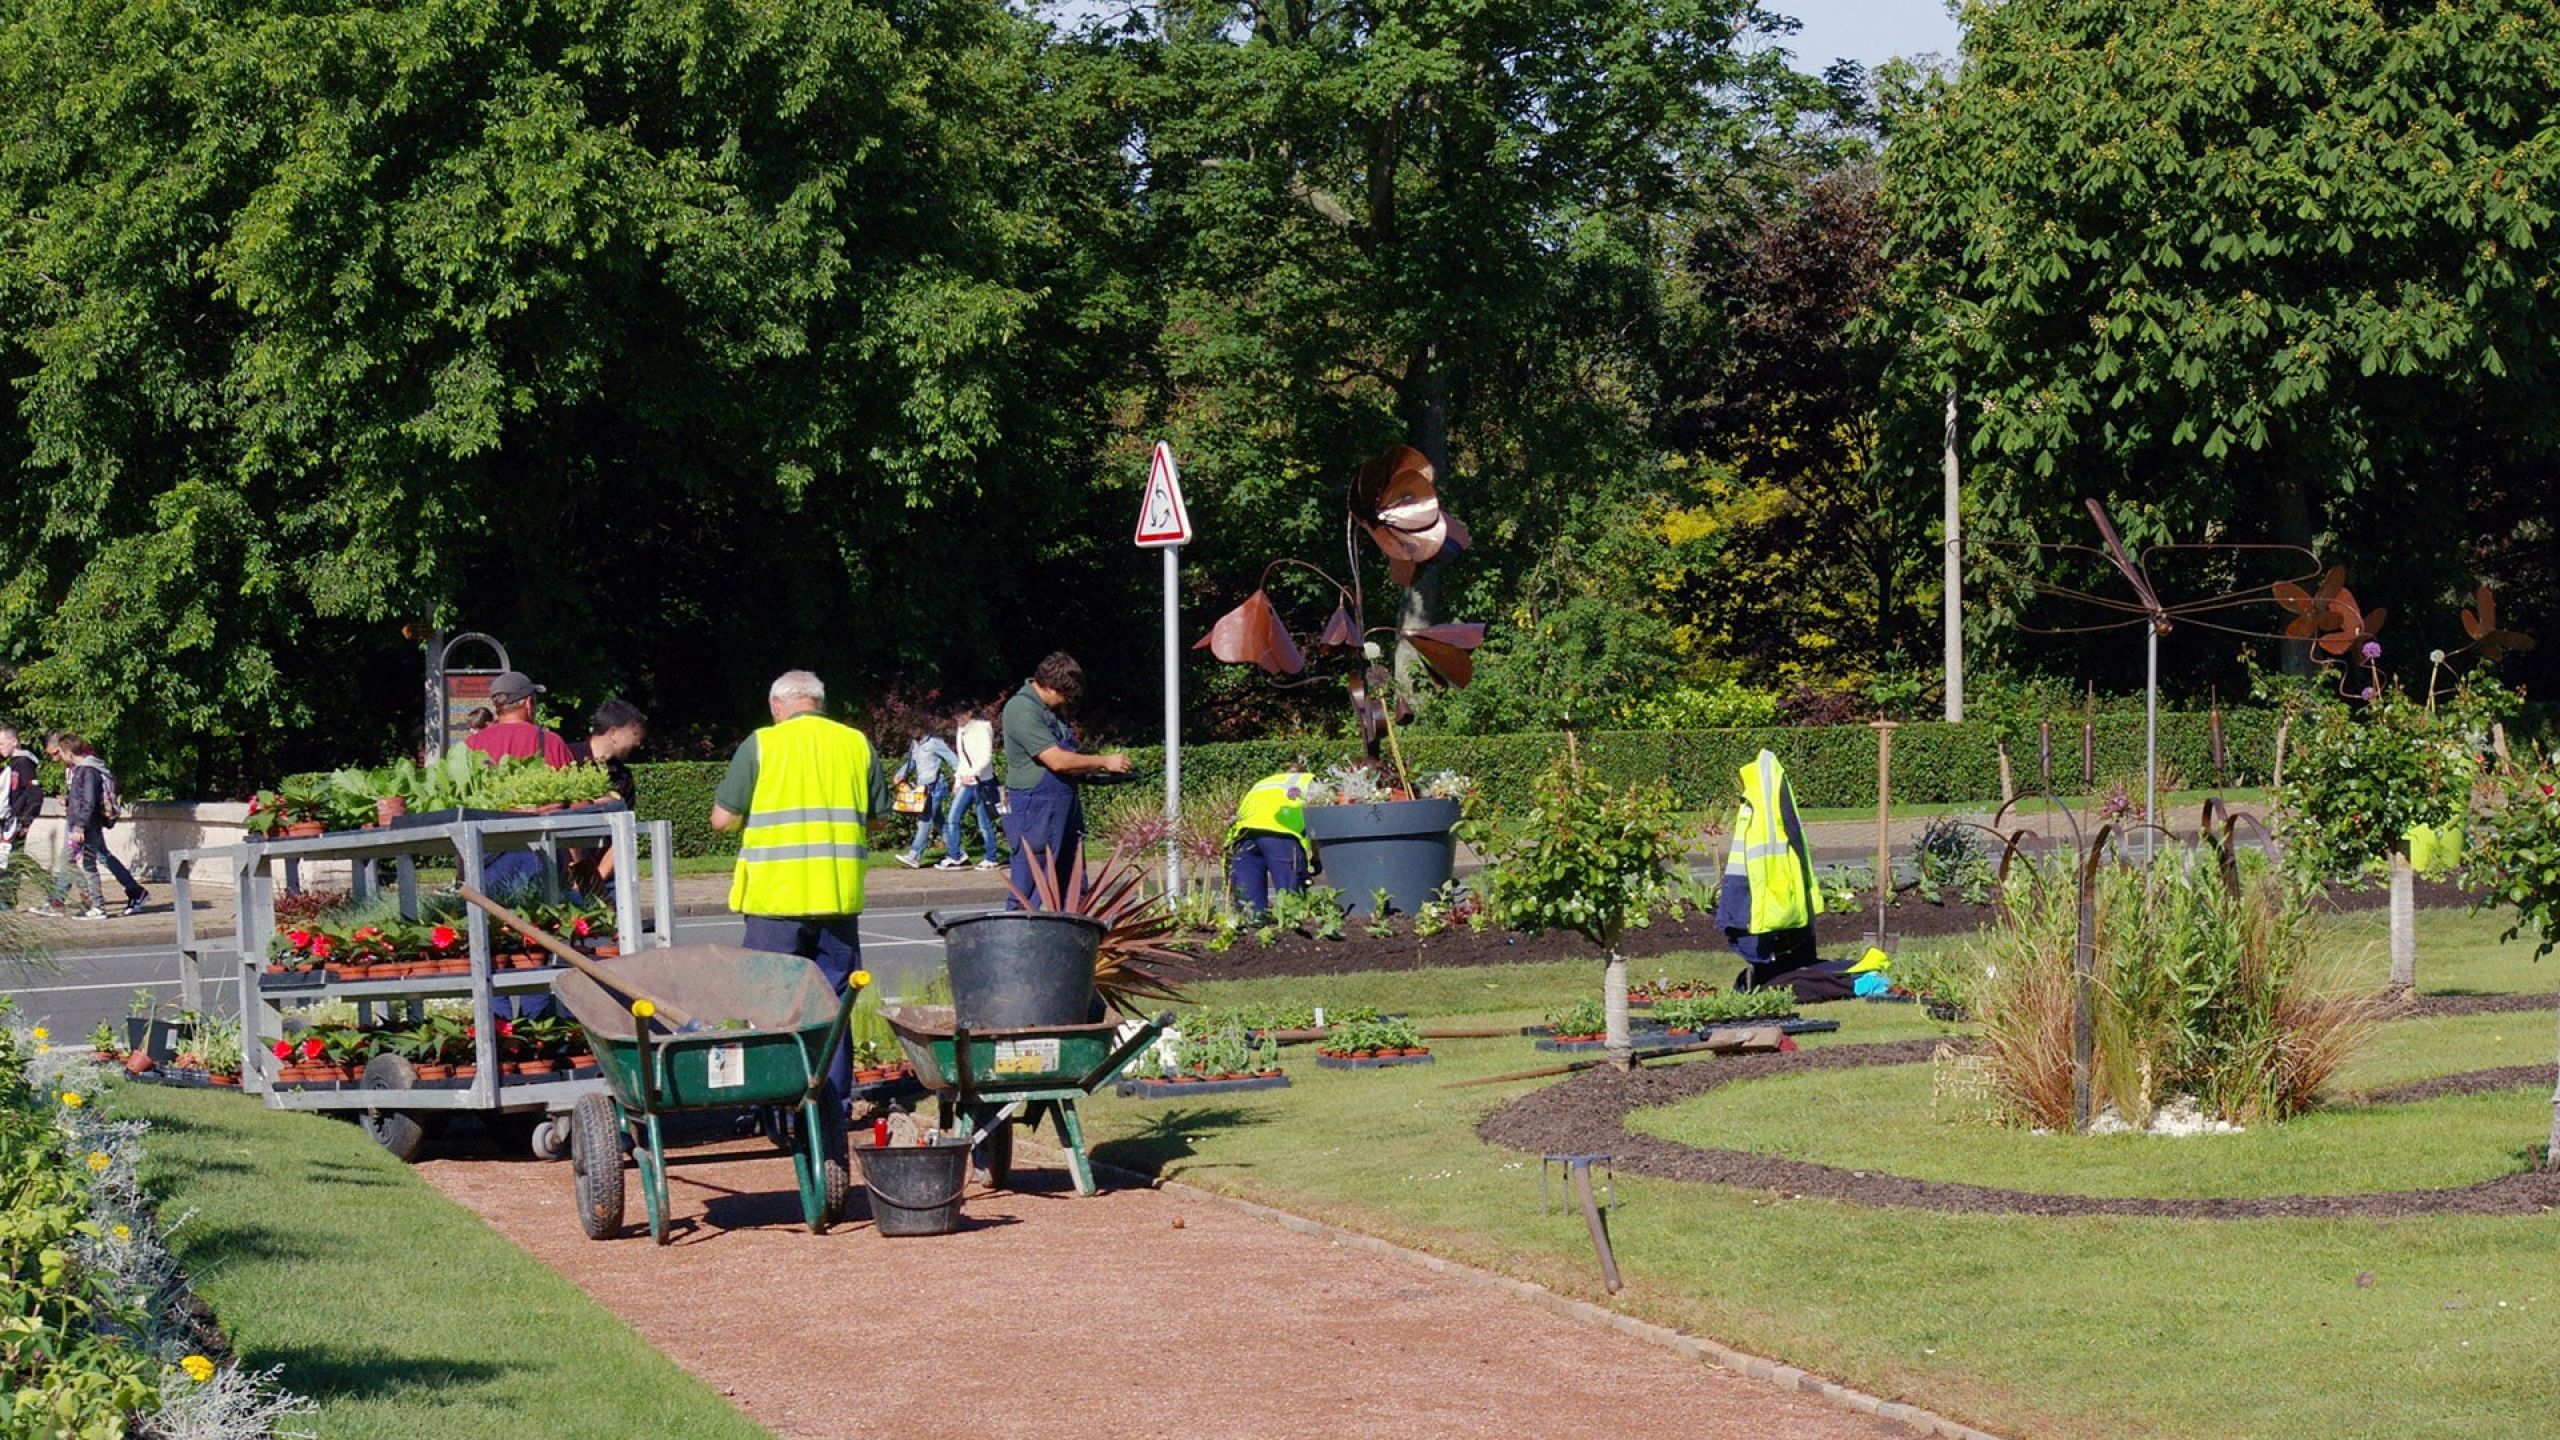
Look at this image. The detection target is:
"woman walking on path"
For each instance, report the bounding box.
[50,733,145,919]
[892,723,959,868]
[940,701,1006,869]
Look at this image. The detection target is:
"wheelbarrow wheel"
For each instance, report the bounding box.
[569,1093,626,1240]
[816,1101,850,1231]
[357,1055,428,1163]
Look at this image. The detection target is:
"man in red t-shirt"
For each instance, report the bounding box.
[465,671,574,768]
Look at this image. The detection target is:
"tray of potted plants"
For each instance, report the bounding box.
[1527,998,1668,1052]
[1115,1019,1288,1099]
[1648,988,1803,1035]
[1314,1014,1432,1069]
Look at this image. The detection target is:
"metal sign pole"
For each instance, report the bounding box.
[1163,544,1182,899]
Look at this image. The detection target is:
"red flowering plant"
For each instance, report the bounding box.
[268,925,324,970]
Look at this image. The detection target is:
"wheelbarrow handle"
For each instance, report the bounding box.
[800,969,872,1106]
[1076,1011,1178,1093]
[458,884,695,1030]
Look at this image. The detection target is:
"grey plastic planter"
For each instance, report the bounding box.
[1303,797,1460,919]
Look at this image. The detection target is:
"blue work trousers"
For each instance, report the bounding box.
[740,914,863,1111]
[1003,781,1081,909]
[1229,833,1307,918]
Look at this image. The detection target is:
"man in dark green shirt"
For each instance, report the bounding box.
[1001,652,1130,905]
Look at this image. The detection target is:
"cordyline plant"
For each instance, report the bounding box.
[1195,444,1485,794]
[1483,751,1688,1071]
[1008,842,1191,1016]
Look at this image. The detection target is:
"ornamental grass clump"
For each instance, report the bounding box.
[1975,848,2379,1131]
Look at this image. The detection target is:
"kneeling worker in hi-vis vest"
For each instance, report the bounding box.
[1715,749,1889,1002]
[1228,771,1316,918]
[711,670,888,1112]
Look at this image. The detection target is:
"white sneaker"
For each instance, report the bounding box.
[975,859,1000,871]
[77,907,106,920]
[21,904,58,916]
[933,856,966,870]
[895,854,922,869]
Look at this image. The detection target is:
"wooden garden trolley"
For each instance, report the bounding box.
[884,1006,1170,1196]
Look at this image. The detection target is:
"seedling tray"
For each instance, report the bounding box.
[1315,1053,1434,1070]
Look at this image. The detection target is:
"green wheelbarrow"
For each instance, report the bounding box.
[554,947,867,1245]
[885,1006,1172,1197]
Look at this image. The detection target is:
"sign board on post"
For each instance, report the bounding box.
[1134,441,1192,548]
[1136,442,1189,896]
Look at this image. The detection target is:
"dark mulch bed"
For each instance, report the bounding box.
[2408,993,2558,1018]
[2360,1066,2551,1106]
[1476,1040,2560,1220]
[1178,877,2490,983]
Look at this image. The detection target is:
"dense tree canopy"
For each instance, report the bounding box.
[0,0,2550,791]
[1877,0,2560,693]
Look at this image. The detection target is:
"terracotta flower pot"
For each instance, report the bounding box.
[518,1059,557,1077]
[566,1052,596,1070]
[453,1064,478,1081]
[282,820,327,839]
[209,1074,239,1087]
[376,795,407,826]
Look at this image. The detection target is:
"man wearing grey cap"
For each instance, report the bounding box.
[466,669,574,769]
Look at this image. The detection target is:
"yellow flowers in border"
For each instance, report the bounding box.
[58,1091,83,1109]
[179,1355,215,1383]
[86,1151,110,1174]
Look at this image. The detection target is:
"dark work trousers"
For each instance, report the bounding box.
[1003,771,1082,909]
[1229,833,1307,918]
[740,914,863,1112]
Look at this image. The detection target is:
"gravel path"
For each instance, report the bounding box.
[417,1139,1910,1440]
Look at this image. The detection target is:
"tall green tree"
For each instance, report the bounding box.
[1878,0,2560,690]
[0,0,1124,786]
[1085,0,1825,691]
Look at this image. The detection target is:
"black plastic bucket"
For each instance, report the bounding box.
[854,1141,971,1236]
[1301,797,1462,918]
[942,912,1103,1029]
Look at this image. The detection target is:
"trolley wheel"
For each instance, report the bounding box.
[976,1118,1015,1191]
[357,1055,428,1163]
[813,1102,850,1232]
[529,1112,571,1162]
[569,1093,626,1240]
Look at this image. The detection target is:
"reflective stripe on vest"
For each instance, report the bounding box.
[1723,749,1820,933]
[1227,771,1314,855]
[729,714,875,917]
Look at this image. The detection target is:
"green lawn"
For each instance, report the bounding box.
[118,1087,768,1440]
[1082,907,2560,1440]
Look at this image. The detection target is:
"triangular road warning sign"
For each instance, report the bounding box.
[1134,441,1192,548]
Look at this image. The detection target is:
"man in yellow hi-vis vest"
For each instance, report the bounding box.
[711,669,887,1108]
[1227,771,1315,917]
[1714,749,1824,986]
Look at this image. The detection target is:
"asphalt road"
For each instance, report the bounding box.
[4,903,963,1042]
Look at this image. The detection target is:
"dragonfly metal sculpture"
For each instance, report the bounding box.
[2005,499,2325,852]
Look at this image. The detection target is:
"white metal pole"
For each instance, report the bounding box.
[1942,387,1964,722]
[2144,623,2160,862]
[1164,543,1182,898]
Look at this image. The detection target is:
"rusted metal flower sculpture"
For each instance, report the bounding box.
[1196,444,1486,789]
[2461,584,2534,664]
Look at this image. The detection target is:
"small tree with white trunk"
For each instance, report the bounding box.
[1482,752,1688,1071]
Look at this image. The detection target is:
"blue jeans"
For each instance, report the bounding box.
[944,780,1004,862]
[1230,833,1306,917]
[905,779,950,860]
[740,915,862,1111]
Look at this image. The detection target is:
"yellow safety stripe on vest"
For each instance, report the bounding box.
[745,807,871,829]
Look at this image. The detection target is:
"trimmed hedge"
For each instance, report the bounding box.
[631,710,2280,857]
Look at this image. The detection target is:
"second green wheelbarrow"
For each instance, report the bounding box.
[554,948,867,1245]
[885,1005,1171,1196]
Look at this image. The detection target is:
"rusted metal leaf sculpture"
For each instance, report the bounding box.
[2462,584,2535,662]
[2274,567,2351,640]
[1316,602,1361,651]
[1193,588,1305,675]
[1347,669,1389,752]
[2313,588,2385,657]
[1404,622,1487,688]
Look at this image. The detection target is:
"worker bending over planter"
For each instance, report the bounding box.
[1227,770,1316,918]
[1000,652,1132,906]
